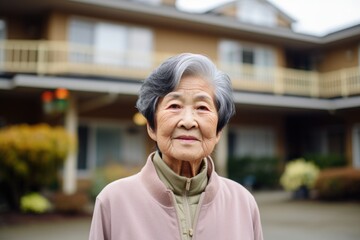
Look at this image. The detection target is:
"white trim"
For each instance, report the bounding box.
[0,79,13,89]
[5,74,360,111]
[352,124,360,169]
[13,74,141,95]
[63,96,79,194]
[233,91,331,110]
[358,42,360,69]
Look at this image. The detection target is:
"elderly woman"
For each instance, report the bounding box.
[89,53,263,240]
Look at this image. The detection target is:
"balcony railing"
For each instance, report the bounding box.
[1,40,360,98]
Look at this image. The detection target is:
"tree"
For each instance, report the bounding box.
[0,124,76,210]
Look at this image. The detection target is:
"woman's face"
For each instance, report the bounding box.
[147,75,221,166]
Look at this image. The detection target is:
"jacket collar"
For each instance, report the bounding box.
[152,151,208,196]
[140,152,220,207]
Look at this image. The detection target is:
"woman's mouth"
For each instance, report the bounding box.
[176,135,198,141]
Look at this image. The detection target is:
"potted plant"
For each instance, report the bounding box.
[280,158,320,199]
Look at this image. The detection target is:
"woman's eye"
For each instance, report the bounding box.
[169,104,181,109]
[197,106,209,111]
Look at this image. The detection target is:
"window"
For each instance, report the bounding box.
[229,127,276,158]
[219,40,276,81]
[77,126,89,170]
[307,126,344,156]
[77,123,146,173]
[237,0,276,27]
[68,18,153,68]
[0,20,6,64]
[94,23,127,66]
[219,40,275,67]
[94,126,147,167]
[242,48,254,64]
[68,19,94,63]
[95,127,122,167]
[0,20,5,40]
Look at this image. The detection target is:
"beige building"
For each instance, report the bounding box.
[0,0,360,192]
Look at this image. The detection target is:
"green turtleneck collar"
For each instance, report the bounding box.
[153,151,208,196]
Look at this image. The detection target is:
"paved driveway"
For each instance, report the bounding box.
[255,191,360,240]
[0,217,91,240]
[0,191,359,240]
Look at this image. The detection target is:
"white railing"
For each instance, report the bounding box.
[0,40,359,98]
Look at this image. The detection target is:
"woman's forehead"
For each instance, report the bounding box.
[164,91,214,102]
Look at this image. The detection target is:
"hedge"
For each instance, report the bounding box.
[315,167,360,200]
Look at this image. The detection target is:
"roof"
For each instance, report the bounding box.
[206,0,296,23]
[0,0,359,48]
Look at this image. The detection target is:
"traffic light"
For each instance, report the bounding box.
[41,88,69,115]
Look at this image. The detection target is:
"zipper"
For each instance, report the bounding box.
[169,191,184,240]
[191,193,205,240]
[184,179,205,240]
[184,178,193,239]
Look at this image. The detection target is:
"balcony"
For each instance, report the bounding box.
[1,40,359,99]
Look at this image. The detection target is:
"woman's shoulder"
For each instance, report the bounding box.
[218,176,257,202]
[96,173,142,201]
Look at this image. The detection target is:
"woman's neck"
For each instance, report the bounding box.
[163,157,203,178]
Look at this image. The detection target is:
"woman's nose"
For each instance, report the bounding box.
[178,108,198,129]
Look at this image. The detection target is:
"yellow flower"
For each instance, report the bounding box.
[280,158,320,191]
[20,193,51,214]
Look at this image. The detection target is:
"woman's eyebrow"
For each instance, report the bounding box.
[165,92,182,100]
[194,93,213,102]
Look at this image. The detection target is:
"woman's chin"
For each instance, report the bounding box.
[171,152,204,163]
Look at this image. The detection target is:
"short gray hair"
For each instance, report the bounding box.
[136,53,235,132]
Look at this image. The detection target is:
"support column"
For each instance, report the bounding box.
[215,125,229,177]
[63,95,78,194]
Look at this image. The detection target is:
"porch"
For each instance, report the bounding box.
[1,40,360,99]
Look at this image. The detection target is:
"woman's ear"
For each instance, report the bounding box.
[147,123,157,142]
[215,130,222,144]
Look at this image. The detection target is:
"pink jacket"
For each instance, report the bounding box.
[89,152,263,240]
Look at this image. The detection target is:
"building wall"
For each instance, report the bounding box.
[318,43,359,72]
[154,27,219,59]
[0,92,42,125]
[1,10,289,76]
[1,3,359,173]
[45,12,68,41]
[5,16,44,39]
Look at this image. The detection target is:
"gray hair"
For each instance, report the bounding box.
[136,53,235,133]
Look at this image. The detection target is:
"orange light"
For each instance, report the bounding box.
[133,112,147,126]
[41,91,53,102]
[55,88,69,100]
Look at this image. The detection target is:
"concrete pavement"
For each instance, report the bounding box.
[0,191,359,240]
[0,217,91,240]
[255,191,360,240]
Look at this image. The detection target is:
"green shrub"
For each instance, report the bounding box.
[20,192,51,214]
[304,153,346,169]
[228,156,280,189]
[90,163,141,200]
[315,168,360,200]
[0,124,76,210]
